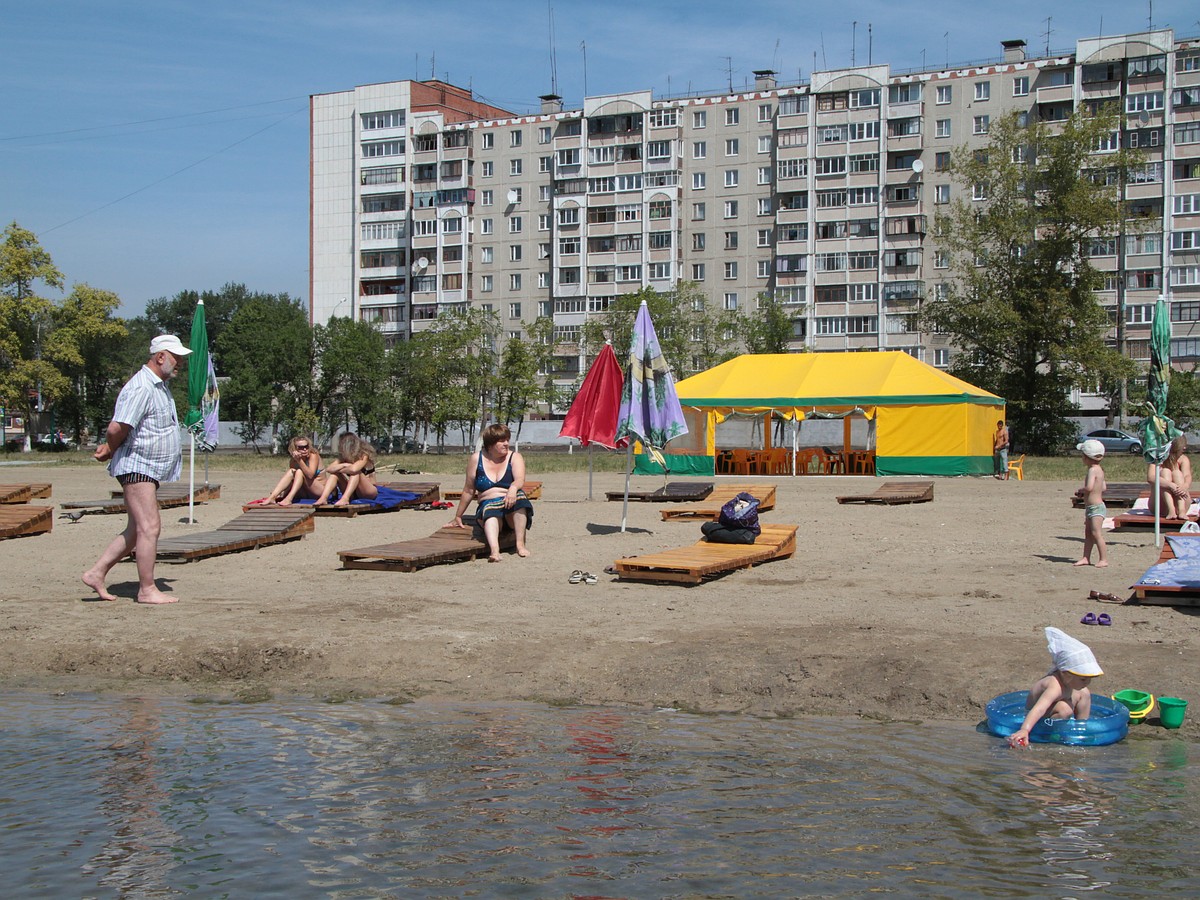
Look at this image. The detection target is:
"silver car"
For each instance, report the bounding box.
[1083,428,1142,455]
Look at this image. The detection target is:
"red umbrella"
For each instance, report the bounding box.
[559,342,626,498]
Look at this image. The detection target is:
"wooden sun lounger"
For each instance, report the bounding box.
[836,480,935,505]
[1131,533,1200,606]
[149,507,315,562]
[1109,507,1197,530]
[241,482,441,517]
[60,483,222,515]
[0,483,53,503]
[605,482,715,503]
[659,484,777,521]
[338,515,515,572]
[443,481,542,501]
[1072,483,1148,509]
[613,523,798,585]
[0,505,53,540]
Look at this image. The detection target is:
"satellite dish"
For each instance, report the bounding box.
[911,159,925,174]
[506,189,520,204]
[412,257,429,273]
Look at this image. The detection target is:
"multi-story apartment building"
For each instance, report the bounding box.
[310,28,1200,407]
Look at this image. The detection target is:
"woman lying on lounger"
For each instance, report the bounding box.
[448,423,532,562]
[315,433,379,507]
[266,435,327,505]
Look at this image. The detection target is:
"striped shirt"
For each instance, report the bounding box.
[108,365,183,483]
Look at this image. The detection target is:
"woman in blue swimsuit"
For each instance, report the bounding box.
[450,423,532,562]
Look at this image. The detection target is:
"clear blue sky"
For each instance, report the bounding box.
[3,0,1197,318]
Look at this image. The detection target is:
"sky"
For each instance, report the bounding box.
[4,1,1199,319]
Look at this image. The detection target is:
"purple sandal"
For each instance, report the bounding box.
[1097,613,1112,626]
[1081,612,1098,625]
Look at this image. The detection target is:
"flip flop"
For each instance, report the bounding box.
[583,572,598,585]
[603,565,619,575]
[1097,613,1112,626]
[1081,612,1098,625]
[569,570,584,584]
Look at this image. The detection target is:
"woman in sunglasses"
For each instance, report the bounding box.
[267,435,328,505]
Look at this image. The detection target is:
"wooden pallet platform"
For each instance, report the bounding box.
[1110,508,1197,530]
[149,507,315,562]
[1131,533,1200,606]
[836,480,934,505]
[613,523,798,585]
[1072,483,1148,509]
[443,481,541,501]
[338,516,515,572]
[659,484,777,521]
[61,483,222,515]
[0,483,53,503]
[241,482,441,517]
[0,505,53,539]
[605,482,714,503]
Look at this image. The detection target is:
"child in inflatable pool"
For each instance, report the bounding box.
[1008,627,1103,748]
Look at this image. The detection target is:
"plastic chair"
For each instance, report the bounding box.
[1007,454,1025,481]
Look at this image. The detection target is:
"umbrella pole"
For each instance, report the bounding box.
[621,443,632,532]
[1155,464,1162,548]
[188,433,196,524]
[588,444,594,501]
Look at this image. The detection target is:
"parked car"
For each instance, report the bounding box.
[1081,428,1142,455]
[34,433,76,452]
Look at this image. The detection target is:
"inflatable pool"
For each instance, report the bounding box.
[985,691,1130,746]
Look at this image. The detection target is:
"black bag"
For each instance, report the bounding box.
[701,521,758,544]
[718,492,761,536]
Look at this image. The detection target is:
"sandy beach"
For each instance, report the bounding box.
[1,462,1195,730]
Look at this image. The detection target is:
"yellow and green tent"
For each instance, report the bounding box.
[640,351,1005,477]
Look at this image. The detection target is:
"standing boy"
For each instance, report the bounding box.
[82,335,191,603]
[1074,438,1108,568]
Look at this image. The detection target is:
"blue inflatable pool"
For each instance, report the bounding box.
[985,691,1130,746]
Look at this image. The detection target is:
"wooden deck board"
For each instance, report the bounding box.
[0,484,33,504]
[1110,508,1197,530]
[1072,483,1148,509]
[1131,534,1200,606]
[614,523,797,585]
[836,480,934,505]
[339,516,514,571]
[659,484,776,521]
[605,482,714,503]
[241,482,441,516]
[0,505,53,539]
[61,483,222,515]
[150,507,314,561]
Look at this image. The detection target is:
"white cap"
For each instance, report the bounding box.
[1045,626,1103,677]
[1076,438,1105,460]
[149,335,192,357]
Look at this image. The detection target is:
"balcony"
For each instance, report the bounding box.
[1036,83,1074,104]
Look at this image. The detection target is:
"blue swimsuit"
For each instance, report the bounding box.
[474,452,533,528]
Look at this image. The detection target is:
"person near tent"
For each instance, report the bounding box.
[266,435,327,505]
[449,423,533,562]
[82,335,192,605]
[315,433,379,507]
[1074,439,1108,568]
[993,420,1010,480]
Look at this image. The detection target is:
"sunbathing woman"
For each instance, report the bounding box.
[316,433,379,507]
[266,435,326,506]
[1148,437,1191,519]
[449,423,532,562]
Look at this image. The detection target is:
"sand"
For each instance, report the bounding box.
[0,462,1196,731]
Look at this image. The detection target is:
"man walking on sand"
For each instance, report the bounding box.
[83,335,191,604]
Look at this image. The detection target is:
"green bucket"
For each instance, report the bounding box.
[1112,689,1155,723]
[1158,696,1188,729]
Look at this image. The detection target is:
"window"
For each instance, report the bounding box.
[778,158,808,179]
[649,108,678,127]
[480,218,494,234]
[509,274,522,290]
[692,263,706,280]
[757,198,774,216]
[850,89,880,108]
[1175,194,1200,215]
[693,233,706,250]
[481,275,493,292]
[510,159,523,176]
[482,161,494,177]
[972,182,988,201]
[724,200,738,218]
[361,140,404,158]
[820,124,849,143]
[1172,231,1200,251]
[757,260,771,277]
[649,262,672,280]
[725,107,739,125]
[724,169,739,187]
[725,138,739,156]
[1013,76,1029,97]
[509,245,522,262]
[936,119,951,138]
[557,147,581,168]
[693,202,706,220]
[935,151,950,172]
[509,303,522,319]
[480,189,493,206]
[693,172,707,189]
[538,126,551,143]
[647,140,671,160]
[973,115,990,135]
[724,262,738,279]
[974,81,990,101]
[816,156,847,176]
[935,184,950,204]
[693,110,707,128]
[758,166,772,185]
[848,121,880,141]
[361,110,405,130]
[508,130,522,147]
[724,292,739,310]
[758,135,772,153]
[1177,123,1200,145]
[848,187,878,205]
[557,207,579,226]
[758,103,773,122]
[539,185,551,201]
[936,85,952,104]
[724,231,738,250]
[539,156,553,174]
[1126,92,1165,114]
[1174,267,1200,287]
[508,216,522,233]
[481,133,494,149]
[693,141,707,159]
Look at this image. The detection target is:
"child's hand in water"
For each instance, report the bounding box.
[1007,731,1030,749]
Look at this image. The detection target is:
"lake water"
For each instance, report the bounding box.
[2,692,1196,898]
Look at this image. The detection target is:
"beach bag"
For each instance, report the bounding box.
[718,492,761,536]
[701,521,757,544]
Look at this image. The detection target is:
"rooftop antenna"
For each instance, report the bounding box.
[430,53,435,80]
[852,21,857,67]
[820,33,827,69]
[580,40,587,98]
[414,53,418,80]
[944,32,949,68]
[1043,17,1052,56]
[548,1,559,96]
[868,23,873,65]
[724,56,733,93]
[1148,0,1153,31]
[773,38,781,73]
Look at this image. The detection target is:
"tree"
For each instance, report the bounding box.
[739,292,798,354]
[315,316,389,440]
[50,284,129,443]
[922,109,1139,453]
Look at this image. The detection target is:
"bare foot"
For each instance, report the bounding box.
[488,554,501,562]
[278,499,291,506]
[82,570,117,601]
[1095,561,1109,568]
[333,501,350,507]
[516,547,530,558]
[1072,559,1091,567]
[136,589,179,605]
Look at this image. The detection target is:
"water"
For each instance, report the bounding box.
[1,694,1196,898]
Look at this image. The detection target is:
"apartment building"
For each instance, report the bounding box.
[310,28,1200,404]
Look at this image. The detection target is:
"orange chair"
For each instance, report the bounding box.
[1007,454,1025,481]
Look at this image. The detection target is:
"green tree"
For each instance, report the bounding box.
[0,222,67,445]
[50,284,129,443]
[922,109,1139,453]
[315,316,389,441]
[493,327,555,440]
[739,292,798,354]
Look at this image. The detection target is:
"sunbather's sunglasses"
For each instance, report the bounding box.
[295,444,310,451]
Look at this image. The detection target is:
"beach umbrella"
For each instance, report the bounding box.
[183,299,220,524]
[1138,295,1180,546]
[558,341,626,500]
[614,299,689,531]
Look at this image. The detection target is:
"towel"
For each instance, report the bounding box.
[1045,626,1103,677]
